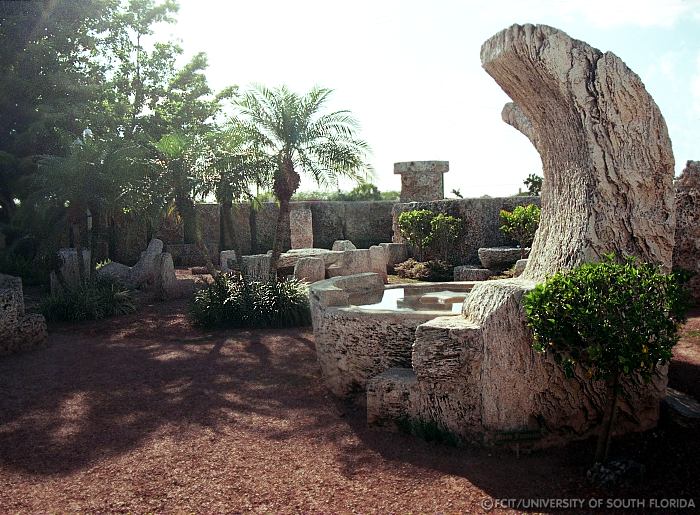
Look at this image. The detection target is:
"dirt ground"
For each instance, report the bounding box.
[0,299,698,514]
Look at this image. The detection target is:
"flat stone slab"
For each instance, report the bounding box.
[419,291,468,305]
[454,265,493,281]
[663,388,700,428]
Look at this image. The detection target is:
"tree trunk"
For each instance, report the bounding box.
[269,196,290,280]
[176,195,197,244]
[595,374,620,464]
[249,202,258,254]
[108,215,117,261]
[71,222,86,286]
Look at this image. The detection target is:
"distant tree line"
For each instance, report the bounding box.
[0,0,371,281]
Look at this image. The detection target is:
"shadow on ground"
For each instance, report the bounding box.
[0,299,698,510]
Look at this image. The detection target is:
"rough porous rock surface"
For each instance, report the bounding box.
[290,206,313,249]
[453,266,493,281]
[369,245,389,283]
[130,239,164,286]
[153,253,177,300]
[331,240,356,251]
[294,257,325,283]
[486,24,675,281]
[310,274,443,397]
[394,161,449,202]
[392,197,540,264]
[0,276,48,356]
[673,160,700,304]
[97,239,170,292]
[379,242,408,268]
[49,248,90,294]
[219,250,237,273]
[327,249,371,278]
[0,274,23,316]
[348,24,676,447]
[239,254,271,282]
[477,247,522,271]
[513,258,528,277]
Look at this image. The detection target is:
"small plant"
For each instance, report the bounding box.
[190,273,311,329]
[394,258,453,282]
[524,173,543,195]
[524,255,690,463]
[398,209,464,263]
[397,210,434,261]
[499,204,540,258]
[40,277,136,322]
[430,213,463,263]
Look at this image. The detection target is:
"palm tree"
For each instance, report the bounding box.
[236,85,371,278]
[195,125,273,258]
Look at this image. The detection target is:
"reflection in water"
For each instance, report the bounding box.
[354,288,464,314]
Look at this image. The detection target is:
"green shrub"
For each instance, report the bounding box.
[394,258,453,282]
[398,210,464,263]
[524,255,690,463]
[190,274,311,329]
[499,204,540,257]
[40,277,136,322]
[0,251,52,286]
[397,210,434,261]
[430,213,463,263]
[523,173,543,195]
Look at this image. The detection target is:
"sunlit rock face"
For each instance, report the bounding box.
[484,24,675,281]
[366,24,676,446]
[673,160,700,304]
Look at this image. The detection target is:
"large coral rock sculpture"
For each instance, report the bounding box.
[366,24,676,446]
[0,273,48,356]
[673,161,700,304]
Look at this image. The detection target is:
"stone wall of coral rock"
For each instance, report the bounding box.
[107,197,548,267]
[673,161,700,303]
[392,196,541,264]
[109,201,395,266]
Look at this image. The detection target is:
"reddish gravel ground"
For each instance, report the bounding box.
[0,301,698,514]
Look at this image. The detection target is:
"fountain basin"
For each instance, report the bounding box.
[309,273,474,398]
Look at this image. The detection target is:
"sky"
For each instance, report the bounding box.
[156,0,700,197]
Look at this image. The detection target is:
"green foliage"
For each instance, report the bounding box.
[336,182,381,201]
[430,213,464,263]
[524,173,543,196]
[524,255,690,381]
[499,204,540,254]
[289,183,398,202]
[398,210,464,263]
[190,274,311,329]
[40,277,136,322]
[0,250,52,286]
[394,258,453,282]
[397,210,435,261]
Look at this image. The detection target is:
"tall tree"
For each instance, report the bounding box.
[237,85,371,277]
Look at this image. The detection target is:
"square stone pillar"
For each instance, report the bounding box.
[290,205,313,249]
[394,161,449,202]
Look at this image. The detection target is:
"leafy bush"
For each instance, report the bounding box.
[288,182,399,202]
[394,258,453,282]
[523,173,543,195]
[190,274,311,329]
[40,277,136,322]
[398,210,464,263]
[499,204,540,257]
[0,250,52,286]
[397,210,434,261]
[430,213,464,263]
[524,255,689,462]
